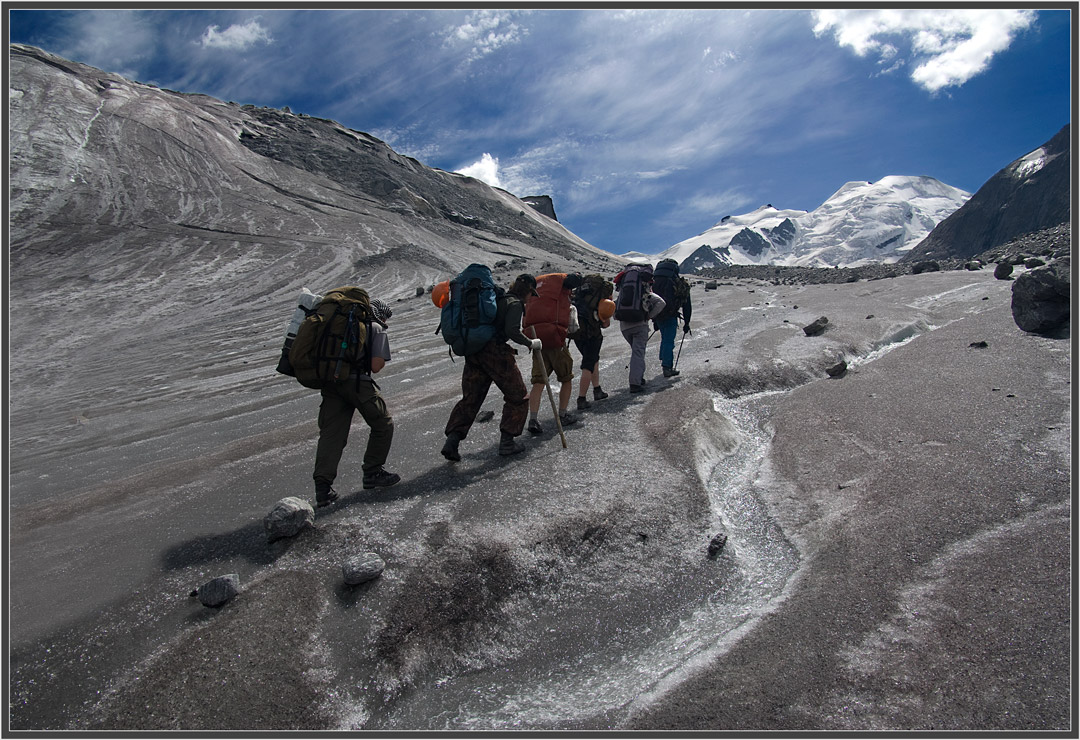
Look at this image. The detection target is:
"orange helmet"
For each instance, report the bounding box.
[431,280,451,308]
[598,298,616,321]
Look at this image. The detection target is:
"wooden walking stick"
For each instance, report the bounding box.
[529,327,567,448]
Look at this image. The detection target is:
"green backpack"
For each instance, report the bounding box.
[288,286,373,389]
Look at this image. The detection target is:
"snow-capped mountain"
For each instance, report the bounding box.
[658,176,970,271]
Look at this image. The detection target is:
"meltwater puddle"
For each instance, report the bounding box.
[361,393,800,731]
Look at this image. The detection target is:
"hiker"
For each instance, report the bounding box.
[523,272,584,433]
[651,258,693,377]
[441,274,541,461]
[571,274,615,410]
[312,298,399,507]
[614,263,666,393]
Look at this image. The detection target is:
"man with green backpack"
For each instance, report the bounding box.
[286,287,400,507]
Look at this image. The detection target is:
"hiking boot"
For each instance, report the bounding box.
[593,388,609,401]
[629,383,645,393]
[663,366,681,378]
[498,433,526,456]
[363,467,401,489]
[576,396,592,411]
[559,411,579,427]
[315,482,338,508]
[441,433,462,462]
[528,418,543,435]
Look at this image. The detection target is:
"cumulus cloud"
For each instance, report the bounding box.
[445,10,526,63]
[812,9,1036,93]
[199,18,273,50]
[456,153,502,188]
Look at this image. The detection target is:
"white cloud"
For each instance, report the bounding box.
[199,19,273,51]
[455,153,502,188]
[444,10,527,63]
[812,9,1036,93]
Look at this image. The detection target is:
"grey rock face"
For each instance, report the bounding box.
[343,553,386,585]
[196,574,240,608]
[264,497,315,542]
[906,124,1070,262]
[1011,261,1070,336]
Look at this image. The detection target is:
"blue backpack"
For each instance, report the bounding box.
[439,264,499,356]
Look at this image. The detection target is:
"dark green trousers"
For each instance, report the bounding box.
[313,377,394,486]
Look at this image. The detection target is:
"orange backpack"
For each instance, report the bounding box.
[523,273,571,348]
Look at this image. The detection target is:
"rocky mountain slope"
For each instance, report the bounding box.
[662,176,970,271]
[905,125,1071,262]
[8,43,622,452]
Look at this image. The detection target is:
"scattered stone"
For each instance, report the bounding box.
[1011,261,1070,336]
[264,497,315,542]
[192,574,240,608]
[477,410,495,423]
[865,314,874,319]
[803,316,829,336]
[1024,257,1047,269]
[994,262,1014,280]
[911,260,941,274]
[704,281,718,291]
[965,260,983,271]
[707,530,728,558]
[414,286,424,297]
[969,340,989,348]
[825,360,848,377]
[343,553,386,585]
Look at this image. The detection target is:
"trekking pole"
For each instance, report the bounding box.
[529,328,567,449]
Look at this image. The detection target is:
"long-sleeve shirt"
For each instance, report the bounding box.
[496,293,532,348]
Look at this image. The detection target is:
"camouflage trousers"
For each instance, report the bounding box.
[445,342,529,439]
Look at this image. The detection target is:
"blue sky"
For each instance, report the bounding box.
[8,7,1074,255]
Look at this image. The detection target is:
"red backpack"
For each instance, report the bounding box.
[523,273,572,348]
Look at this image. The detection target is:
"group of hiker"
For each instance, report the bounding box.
[277,258,692,508]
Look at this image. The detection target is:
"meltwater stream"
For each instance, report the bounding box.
[363,392,800,730]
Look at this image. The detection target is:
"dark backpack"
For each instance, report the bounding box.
[613,263,653,322]
[288,286,373,389]
[439,263,499,356]
[653,258,690,321]
[571,274,614,338]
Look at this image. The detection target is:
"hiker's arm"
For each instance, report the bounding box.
[369,327,390,373]
[504,300,532,348]
[682,292,693,327]
[648,293,666,319]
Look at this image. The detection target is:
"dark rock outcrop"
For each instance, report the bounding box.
[522,195,558,221]
[905,125,1071,262]
[1011,261,1070,336]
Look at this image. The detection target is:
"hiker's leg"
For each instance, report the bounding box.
[628,326,648,385]
[351,379,394,472]
[491,345,529,436]
[445,358,491,439]
[314,384,354,486]
[658,316,677,367]
[553,347,575,412]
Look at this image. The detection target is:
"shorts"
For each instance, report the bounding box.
[573,335,602,371]
[531,345,575,384]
